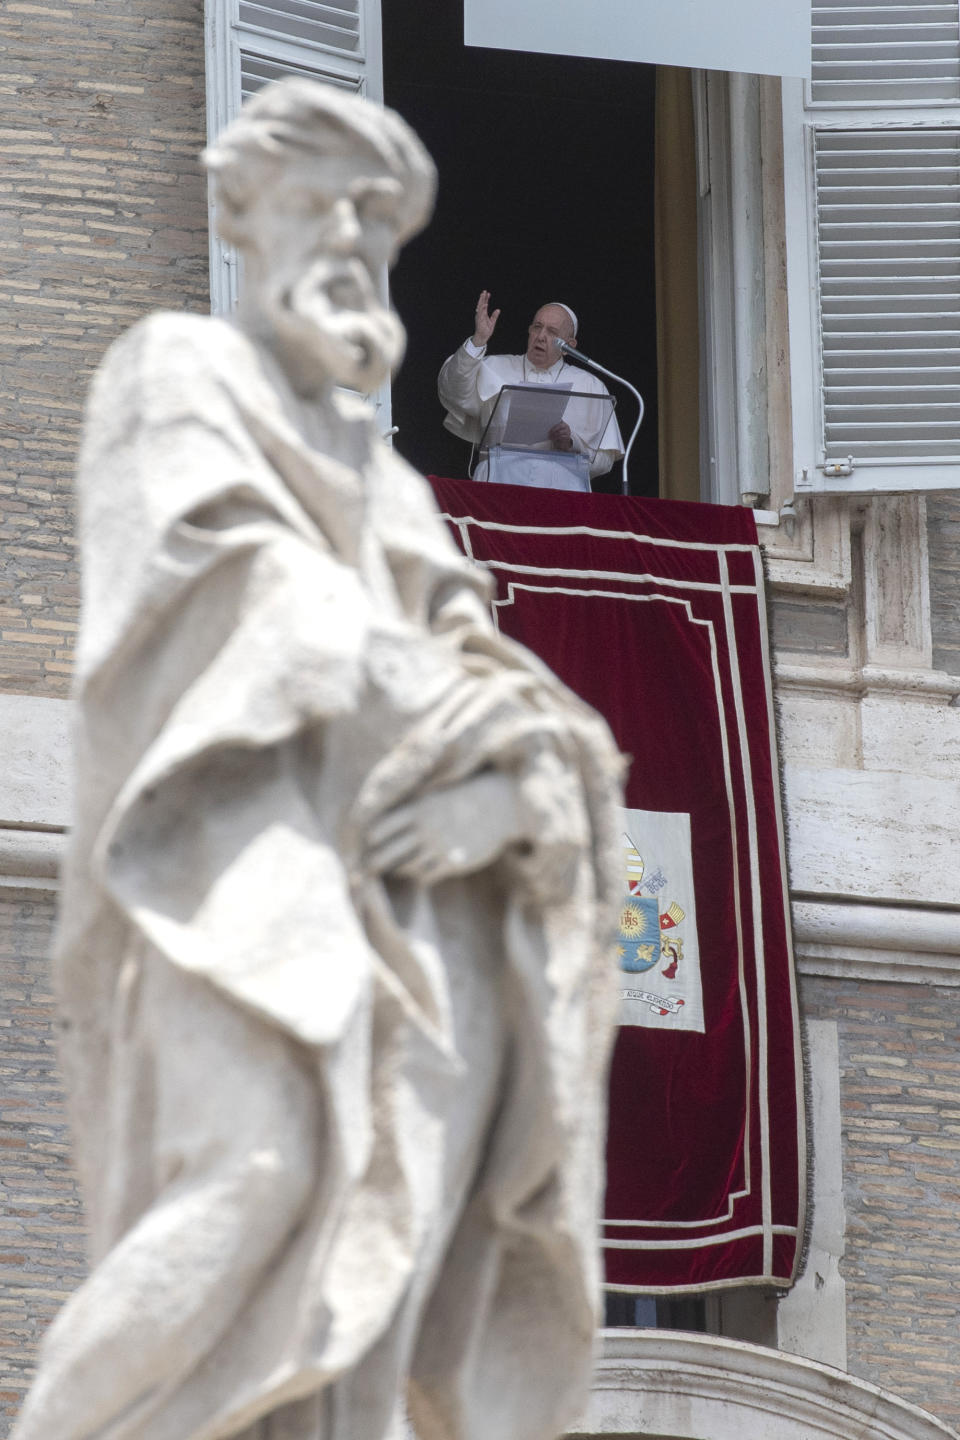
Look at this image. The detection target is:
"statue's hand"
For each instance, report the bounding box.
[365,770,524,885]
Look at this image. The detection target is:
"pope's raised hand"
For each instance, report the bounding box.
[472,290,500,348]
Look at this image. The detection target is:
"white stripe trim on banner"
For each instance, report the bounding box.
[604,1223,799,1252]
[494,579,756,1233]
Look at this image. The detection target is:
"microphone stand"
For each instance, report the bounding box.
[556,339,643,497]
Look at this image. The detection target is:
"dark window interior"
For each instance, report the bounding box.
[382,2,659,496]
[604,1291,708,1330]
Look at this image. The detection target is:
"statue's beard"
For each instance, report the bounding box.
[266,258,405,395]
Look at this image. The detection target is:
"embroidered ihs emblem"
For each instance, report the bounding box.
[619,830,687,977]
[618,896,661,973]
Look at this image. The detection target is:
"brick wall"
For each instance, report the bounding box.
[0,0,209,698]
[0,893,82,1434]
[801,973,960,1428]
[0,3,208,1424]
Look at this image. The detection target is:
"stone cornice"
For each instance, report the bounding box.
[0,825,65,895]
[574,1330,959,1440]
[792,898,960,986]
[775,660,960,700]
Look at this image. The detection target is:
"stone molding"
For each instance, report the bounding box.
[577,1330,960,1440]
[0,825,64,894]
[792,898,960,986]
[761,496,852,596]
[776,660,960,700]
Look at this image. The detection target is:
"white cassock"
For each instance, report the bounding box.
[438,340,624,491]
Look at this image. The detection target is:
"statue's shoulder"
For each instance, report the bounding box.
[86,313,265,441]
[98,310,248,384]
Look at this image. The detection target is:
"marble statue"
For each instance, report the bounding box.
[13,80,624,1440]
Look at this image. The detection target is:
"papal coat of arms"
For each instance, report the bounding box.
[617,809,705,1033]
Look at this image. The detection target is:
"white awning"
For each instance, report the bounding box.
[463,0,811,79]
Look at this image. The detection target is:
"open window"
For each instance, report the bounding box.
[380,6,660,493]
[203,2,783,500]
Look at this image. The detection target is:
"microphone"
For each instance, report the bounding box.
[551,337,644,498]
[554,336,589,362]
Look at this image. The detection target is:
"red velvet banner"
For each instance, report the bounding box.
[428,476,805,1293]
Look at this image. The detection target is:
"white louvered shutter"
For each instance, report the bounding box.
[782,0,960,494]
[204,0,384,314]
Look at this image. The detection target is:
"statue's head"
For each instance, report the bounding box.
[203,80,437,395]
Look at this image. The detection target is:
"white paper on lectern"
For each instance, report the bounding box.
[464,0,811,81]
[497,385,573,448]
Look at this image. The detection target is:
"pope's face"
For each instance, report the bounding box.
[525,304,575,370]
[248,151,407,394]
